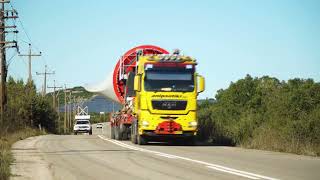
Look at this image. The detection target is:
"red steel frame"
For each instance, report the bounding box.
[112,45,169,104]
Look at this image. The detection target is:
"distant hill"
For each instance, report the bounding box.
[47,86,95,105]
[49,86,122,113]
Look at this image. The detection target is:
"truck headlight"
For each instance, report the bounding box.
[188,121,197,127]
[141,120,149,127]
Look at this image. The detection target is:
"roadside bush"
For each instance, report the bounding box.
[198,75,320,156]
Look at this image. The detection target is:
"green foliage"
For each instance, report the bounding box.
[89,112,110,124]
[0,77,58,179]
[1,77,58,135]
[198,75,320,156]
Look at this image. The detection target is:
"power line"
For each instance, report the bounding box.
[6,50,17,66]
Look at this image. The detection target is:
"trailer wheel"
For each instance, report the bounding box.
[111,126,115,139]
[115,126,122,140]
[120,124,128,140]
[137,135,147,145]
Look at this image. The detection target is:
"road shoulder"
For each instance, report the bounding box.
[10,136,53,180]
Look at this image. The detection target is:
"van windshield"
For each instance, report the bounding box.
[76,121,90,124]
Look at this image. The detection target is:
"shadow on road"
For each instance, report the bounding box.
[120,140,235,147]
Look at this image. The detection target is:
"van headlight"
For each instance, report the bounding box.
[188,121,197,127]
[141,120,149,127]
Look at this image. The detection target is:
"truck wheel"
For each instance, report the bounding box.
[131,121,137,144]
[111,126,115,139]
[120,124,128,140]
[137,135,147,145]
[115,126,122,140]
[131,128,137,144]
[74,131,77,135]
[186,136,196,146]
[89,130,92,135]
[131,133,137,144]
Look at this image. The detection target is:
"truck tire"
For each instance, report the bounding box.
[186,136,196,146]
[131,133,137,144]
[89,130,92,135]
[111,126,115,139]
[137,135,147,145]
[115,126,122,140]
[120,124,128,140]
[74,131,77,135]
[131,121,137,144]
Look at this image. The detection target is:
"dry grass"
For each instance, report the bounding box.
[243,127,320,156]
[0,128,45,180]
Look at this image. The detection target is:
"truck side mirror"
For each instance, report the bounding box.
[197,75,205,93]
[134,75,141,91]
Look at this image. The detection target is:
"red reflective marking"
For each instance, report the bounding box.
[155,120,182,134]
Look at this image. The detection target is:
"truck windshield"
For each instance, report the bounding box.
[144,68,194,92]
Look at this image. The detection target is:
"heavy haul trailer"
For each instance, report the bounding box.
[94,45,205,145]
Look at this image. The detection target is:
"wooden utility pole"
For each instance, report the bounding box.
[0,1,5,124]
[57,97,60,133]
[47,80,62,133]
[63,87,81,133]
[47,80,62,109]
[19,44,41,84]
[0,0,18,124]
[36,65,55,96]
[68,91,73,130]
[64,85,69,134]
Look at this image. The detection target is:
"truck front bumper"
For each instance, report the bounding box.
[142,130,196,137]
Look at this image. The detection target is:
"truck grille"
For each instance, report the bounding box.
[152,100,187,110]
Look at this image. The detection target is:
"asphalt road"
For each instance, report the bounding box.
[11,123,320,180]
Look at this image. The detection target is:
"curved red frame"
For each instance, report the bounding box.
[112,45,169,104]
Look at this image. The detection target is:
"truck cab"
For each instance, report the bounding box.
[131,53,205,144]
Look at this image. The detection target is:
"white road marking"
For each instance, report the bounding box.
[97,135,279,180]
[207,166,259,180]
[156,153,178,159]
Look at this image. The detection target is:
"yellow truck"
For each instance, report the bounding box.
[94,45,205,145]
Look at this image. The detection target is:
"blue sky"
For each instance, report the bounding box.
[8,0,320,99]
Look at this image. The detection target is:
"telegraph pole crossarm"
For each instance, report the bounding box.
[36,65,55,96]
[47,80,62,109]
[19,44,41,83]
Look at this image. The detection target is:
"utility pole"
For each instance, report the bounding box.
[19,43,41,84]
[47,80,62,133]
[57,97,60,133]
[36,65,54,96]
[47,80,62,109]
[63,87,80,133]
[0,0,18,124]
[55,90,61,134]
[68,91,73,130]
[64,85,69,134]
